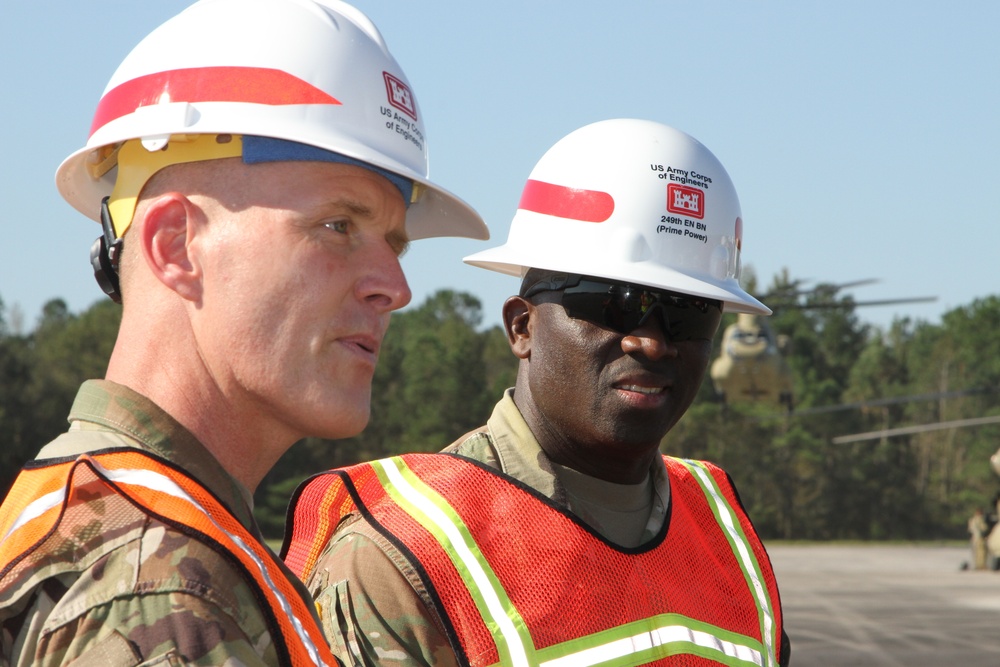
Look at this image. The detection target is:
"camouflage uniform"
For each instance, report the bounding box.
[0,380,319,667]
[299,390,672,667]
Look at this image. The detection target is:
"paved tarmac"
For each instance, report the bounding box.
[768,543,1000,666]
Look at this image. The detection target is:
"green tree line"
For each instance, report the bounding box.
[2,277,998,541]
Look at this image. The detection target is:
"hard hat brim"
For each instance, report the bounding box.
[56,137,489,243]
[464,244,771,316]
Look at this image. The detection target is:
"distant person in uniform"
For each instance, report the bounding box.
[284,119,790,666]
[968,508,989,570]
[0,1,486,664]
[987,492,1000,571]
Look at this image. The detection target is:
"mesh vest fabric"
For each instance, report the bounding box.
[284,453,782,667]
[0,449,340,667]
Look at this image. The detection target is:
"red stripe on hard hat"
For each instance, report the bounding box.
[518,179,614,223]
[90,66,341,137]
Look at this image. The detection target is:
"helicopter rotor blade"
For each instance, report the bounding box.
[792,296,938,310]
[758,278,881,302]
[832,415,1000,444]
[784,386,997,417]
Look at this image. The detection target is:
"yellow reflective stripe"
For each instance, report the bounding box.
[675,459,777,667]
[534,613,764,667]
[373,457,533,667]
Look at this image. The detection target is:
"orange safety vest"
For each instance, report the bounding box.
[284,453,782,667]
[0,448,340,667]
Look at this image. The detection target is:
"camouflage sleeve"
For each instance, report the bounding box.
[306,515,458,667]
[2,526,282,666]
[8,590,273,667]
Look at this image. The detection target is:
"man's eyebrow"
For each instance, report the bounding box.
[387,228,410,257]
[331,199,376,218]
[290,192,377,218]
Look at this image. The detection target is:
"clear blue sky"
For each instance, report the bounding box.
[3,1,997,333]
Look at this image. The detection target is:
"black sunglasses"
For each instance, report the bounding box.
[524,274,722,340]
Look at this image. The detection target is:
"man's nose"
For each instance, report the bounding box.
[621,312,677,360]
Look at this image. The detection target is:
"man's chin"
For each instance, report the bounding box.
[317,409,371,441]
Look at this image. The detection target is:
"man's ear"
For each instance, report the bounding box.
[503,295,532,360]
[137,194,203,302]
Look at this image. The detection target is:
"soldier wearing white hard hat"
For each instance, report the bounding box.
[285,120,789,666]
[0,2,486,665]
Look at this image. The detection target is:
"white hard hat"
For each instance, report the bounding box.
[56,0,487,242]
[465,119,768,315]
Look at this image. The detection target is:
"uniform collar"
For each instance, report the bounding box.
[55,379,258,531]
[485,388,671,519]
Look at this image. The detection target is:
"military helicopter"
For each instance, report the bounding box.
[709,312,794,410]
[709,277,936,411]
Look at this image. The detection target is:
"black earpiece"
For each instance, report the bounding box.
[91,197,123,304]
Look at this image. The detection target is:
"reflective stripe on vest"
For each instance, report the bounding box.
[0,451,338,667]
[673,459,777,667]
[369,455,777,667]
